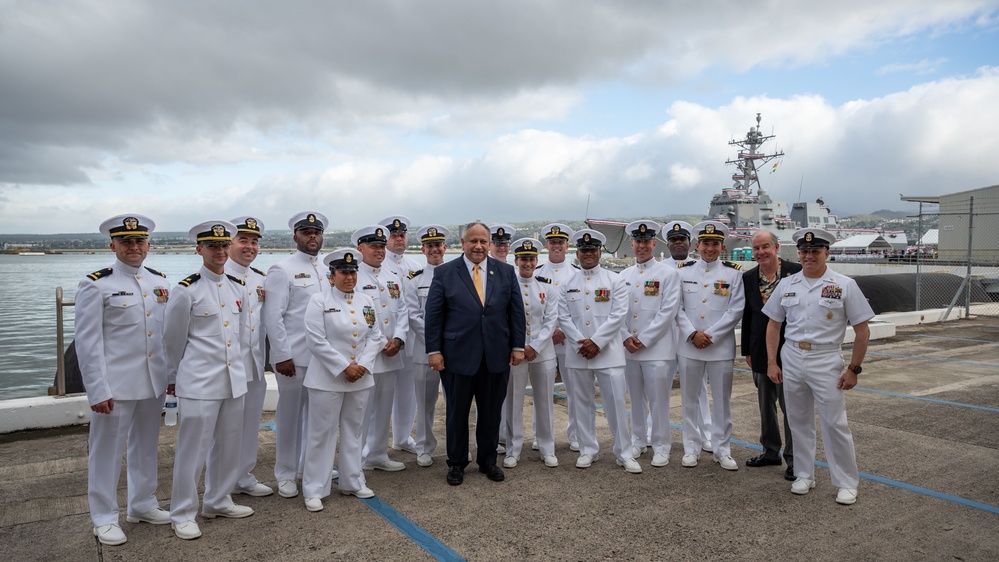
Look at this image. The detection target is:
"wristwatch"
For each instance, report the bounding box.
[848,364,862,375]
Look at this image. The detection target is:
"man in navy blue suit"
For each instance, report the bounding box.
[425,222,526,485]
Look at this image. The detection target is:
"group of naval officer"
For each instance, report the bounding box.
[77,210,872,546]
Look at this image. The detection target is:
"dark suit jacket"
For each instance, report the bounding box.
[741,258,802,372]
[424,255,526,376]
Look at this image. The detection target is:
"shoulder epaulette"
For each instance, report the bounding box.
[535,263,545,269]
[407,269,424,280]
[677,260,697,268]
[722,260,742,270]
[535,275,552,284]
[179,273,201,287]
[87,267,113,281]
[250,266,266,277]
[227,274,246,286]
[143,266,166,278]
[572,264,581,269]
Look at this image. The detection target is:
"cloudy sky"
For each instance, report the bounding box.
[1,0,997,234]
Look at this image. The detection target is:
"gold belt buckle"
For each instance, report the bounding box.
[798,342,812,351]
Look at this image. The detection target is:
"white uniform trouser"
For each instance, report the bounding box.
[413,363,440,456]
[303,387,372,498]
[675,364,712,443]
[781,346,859,489]
[274,367,308,482]
[361,368,399,464]
[556,346,578,444]
[567,366,631,462]
[170,396,245,524]
[235,377,268,488]
[87,394,164,526]
[501,358,557,458]
[391,354,417,448]
[680,357,733,457]
[625,359,676,454]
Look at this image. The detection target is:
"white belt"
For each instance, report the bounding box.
[786,340,840,352]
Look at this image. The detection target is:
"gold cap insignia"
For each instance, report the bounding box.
[639,223,647,233]
[705,224,716,234]
[583,233,591,243]
[246,218,257,230]
[212,224,226,237]
[428,227,437,237]
[307,214,316,223]
[376,227,384,238]
[497,227,505,236]
[345,253,353,263]
[805,232,814,242]
[123,217,138,230]
[552,226,560,235]
[524,241,533,250]
[393,219,402,229]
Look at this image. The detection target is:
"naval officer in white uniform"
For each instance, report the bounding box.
[662,220,714,453]
[164,221,252,540]
[301,249,384,512]
[535,223,580,451]
[263,211,329,499]
[557,230,641,474]
[401,224,450,467]
[380,215,422,455]
[500,238,559,468]
[219,216,274,498]
[676,221,745,472]
[76,214,171,546]
[353,225,410,472]
[489,223,515,262]
[762,227,873,505]
[619,220,682,468]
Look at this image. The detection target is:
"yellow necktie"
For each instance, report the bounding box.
[473,264,485,305]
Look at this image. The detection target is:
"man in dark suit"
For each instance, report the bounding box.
[741,231,801,481]
[425,222,526,485]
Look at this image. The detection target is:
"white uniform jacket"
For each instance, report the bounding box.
[521,274,558,362]
[356,262,409,373]
[303,290,383,393]
[676,259,745,361]
[535,260,578,347]
[387,251,422,354]
[402,264,439,365]
[556,266,629,370]
[225,261,267,381]
[75,260,170,406]
[263,251,327,367]
[618,259,682,361]
[762,268,875,344]
[164,266,248,400]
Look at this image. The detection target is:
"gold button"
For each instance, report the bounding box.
[700,315,705,319]
[352,344,357,349]
[586,276,591,280]
[143,292,147,297]
[350,310,355,313]
[122,303,127,308]
[634,298,638,303]
[585,305,590,310]
[524,292,529,296]
[382,303,386,308]
[353,332,358,337]
[703,283,708,287]
[147,331,152,337]
[633,314,638,318]
[204,311,209,316]
[702,299,707,303]
[555,282,559,286]
[218,282,223,287]
[146,311,151,317]
[148,352,152,357]
[224,321,229,327]
[353,320,357,325]
[227,361,231,366]
[527,321,531,325]
[251,328,255,332]
[221,303,225,308]
[585,291,590,295]
[585,321,590,326]
[633,329,638,334]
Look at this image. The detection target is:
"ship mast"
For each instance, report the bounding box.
[724,113,784,197]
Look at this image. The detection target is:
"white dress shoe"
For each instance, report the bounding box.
[363,459,406,472]
[503,456,518,468]
[791,478,816,495]
[202,504,254,519]
[631,446,647,458]
[417,453,433,467]
[836,488,858,505]
[341,487,375,499]
[496,444,506,454]
[391,439,418,454]
[531,441,539,451]
[617,458,643,474]
[714,455,739,471]
[543,455,558,468]
[93,524,127,546]
[233,482,274,497]
[172,520,202,540]
[304,498,323,512]
[681,454,699,467]
[651,452,670,467]
[575,454,594,468]
[569,441,580,452]
[331,469,339,480]
[701,440,713,453]
[278,480,299,498]
[125,507,170,525]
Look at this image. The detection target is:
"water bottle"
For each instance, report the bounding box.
[164,395,178,426]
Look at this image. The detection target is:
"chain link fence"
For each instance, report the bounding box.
[907,187,999,318]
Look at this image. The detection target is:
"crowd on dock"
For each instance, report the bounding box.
[76,211,873,545]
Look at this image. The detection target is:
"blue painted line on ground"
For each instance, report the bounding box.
[554,395,999,515]
[913,334,998,344]
[853,387,999,413]
[358,496,466,562]
[259,422,275,430]
[866,350,999,369]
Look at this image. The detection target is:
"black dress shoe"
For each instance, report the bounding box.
[446,465,464,486]
[479,464,505,482]
[746,454,782,467]
[784,465,795,481]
